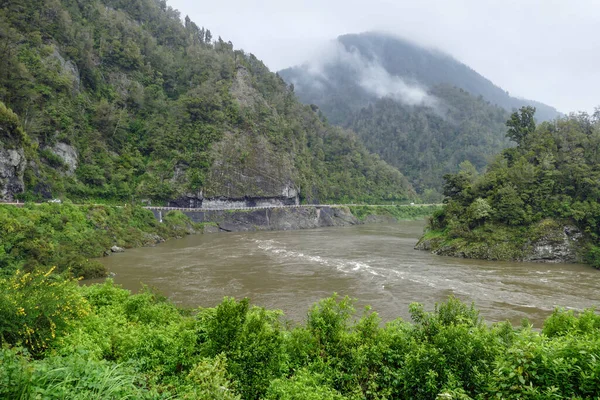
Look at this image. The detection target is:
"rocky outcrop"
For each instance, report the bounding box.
[204,132,298,202]
[50,47,80,93]
[0,147,26,201]
[416,222,586,264]
[230,66,265,109]
[523,225,582,263]
[414,237,439,252]
[50,142,78,176]
[168,191,203,208]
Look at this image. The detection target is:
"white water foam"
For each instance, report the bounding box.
[252,239,384,277]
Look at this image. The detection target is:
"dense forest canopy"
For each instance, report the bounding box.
[423,107,600,266]
[0,0,414,205]
[349,85,511,195]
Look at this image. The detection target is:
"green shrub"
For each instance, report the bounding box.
[0,347,148,399]
[488,330,600,398]
[181,354,241,400]
[2,275,600,400]
[0,269,90,355]
[266,369,346,400]
[199,297,286,399]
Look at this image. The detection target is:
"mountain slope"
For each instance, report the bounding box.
[349,85,510,193]
[337,33,560,121]
[279,32,560,196]
[0,1,414,204]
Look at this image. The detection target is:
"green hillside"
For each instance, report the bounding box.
[350,85,511,195]
[0,0,414,205]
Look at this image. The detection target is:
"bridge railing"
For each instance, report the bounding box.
[144,204,441,212]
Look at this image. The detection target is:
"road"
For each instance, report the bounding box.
[0,202,442,212]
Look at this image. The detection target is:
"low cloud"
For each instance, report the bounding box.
[302,41,437,107]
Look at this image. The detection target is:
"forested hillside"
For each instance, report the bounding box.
[0,0,414,205]
[350,85,511,194]
[418,107,600,266]
[279,32,561,197]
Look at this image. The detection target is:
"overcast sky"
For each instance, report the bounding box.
[170,0,599,114]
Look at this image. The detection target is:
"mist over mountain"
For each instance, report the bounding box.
[279,32,562,196]
[280,32,560,123]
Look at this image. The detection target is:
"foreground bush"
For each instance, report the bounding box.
[1,275,600,399]
[0,268,89,355]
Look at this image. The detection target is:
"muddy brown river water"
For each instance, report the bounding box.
[97,220,599,327]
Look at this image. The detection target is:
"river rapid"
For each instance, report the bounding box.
[97,220,599,327]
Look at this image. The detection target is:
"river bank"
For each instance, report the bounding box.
[0,203,440,279]
[0,203,198,278]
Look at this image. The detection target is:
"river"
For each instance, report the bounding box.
[97,220,599,327]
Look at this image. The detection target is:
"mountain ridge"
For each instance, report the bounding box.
[281,31,560,122]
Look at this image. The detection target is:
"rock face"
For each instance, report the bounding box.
[194,66,299,206]
[204,132,298,203]
[50,142,78,176]
[151,206,360,232]
[230,66,263,109]
[50,47,80,93]
[167,193,299,209]
[523,225,582,263]
[0,147,26,201]
[110,245,125,253]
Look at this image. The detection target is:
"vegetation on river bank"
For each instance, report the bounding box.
[419,107,600,267]
[2,275,600,399]
[0,203,199,278]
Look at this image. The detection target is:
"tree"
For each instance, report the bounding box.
[467,197,492,227]
[442,172,472,205]
[506,106,536,146]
